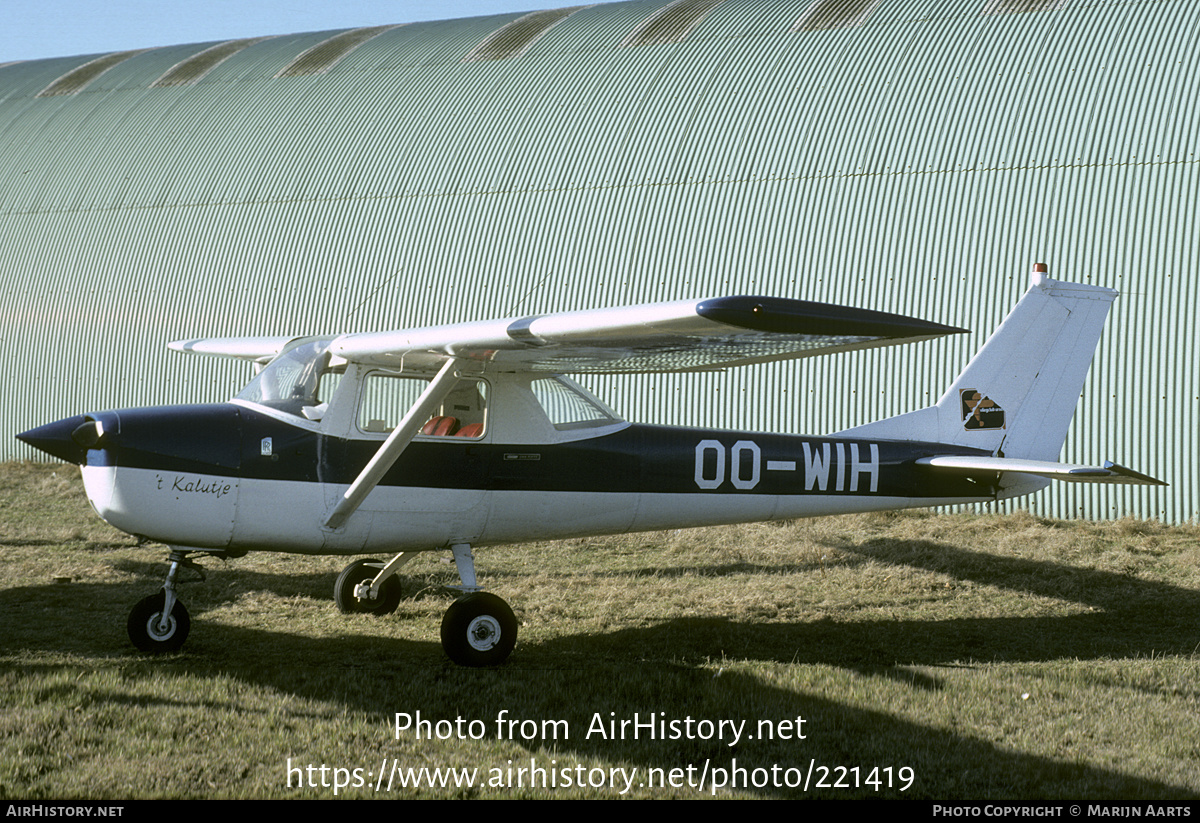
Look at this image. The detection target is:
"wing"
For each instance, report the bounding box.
[325,296,966,374]
[167,335,295,364]
[168,296,964,374]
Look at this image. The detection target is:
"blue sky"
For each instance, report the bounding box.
[2,1,579,62]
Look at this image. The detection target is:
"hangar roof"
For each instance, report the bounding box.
[1,0,1195,520]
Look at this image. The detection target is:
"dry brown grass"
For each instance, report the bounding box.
[1,462,1198,798]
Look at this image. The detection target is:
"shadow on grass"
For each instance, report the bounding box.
[2,619,1193,799]
[2,536,1198,799]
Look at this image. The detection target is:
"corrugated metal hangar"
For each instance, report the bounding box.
[1,0,1195,521]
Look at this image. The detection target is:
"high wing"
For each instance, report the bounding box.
[168,335,295,364]
[170,295,966,373]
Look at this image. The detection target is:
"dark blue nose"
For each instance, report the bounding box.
[16,415,96,464]
[19,405,240,471]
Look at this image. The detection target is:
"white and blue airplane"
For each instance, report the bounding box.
[17,265,1163,665]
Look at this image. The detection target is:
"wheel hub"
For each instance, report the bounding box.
[466,616,500,651]
[147,613,176,641]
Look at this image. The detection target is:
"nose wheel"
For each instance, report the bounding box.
[128,590,190,652]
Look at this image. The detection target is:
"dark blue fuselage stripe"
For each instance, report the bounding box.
[79,403,994,499]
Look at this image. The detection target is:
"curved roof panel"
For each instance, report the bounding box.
[623,0,730,45]
[792,0,883,31]
[465,6,592,61]
[36,49,151,96]
[276,25,400,77]
[153,37,275,87]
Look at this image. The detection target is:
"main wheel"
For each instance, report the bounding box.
[127,591,190,653]
[334,559,403,615]
[440,592,517,667]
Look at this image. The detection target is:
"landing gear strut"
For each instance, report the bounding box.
[440,544,516,666]
[336,544,518,666]
[127,549,203,653]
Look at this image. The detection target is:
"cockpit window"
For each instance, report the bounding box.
[235,338,341,419]
[530,376,619,431]
[357,371,488,437]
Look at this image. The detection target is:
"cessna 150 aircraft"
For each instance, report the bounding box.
[17,265,1163,666]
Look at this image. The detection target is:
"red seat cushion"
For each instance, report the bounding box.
[421,416,459,436]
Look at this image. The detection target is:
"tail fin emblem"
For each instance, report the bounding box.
[961,389,1005,430]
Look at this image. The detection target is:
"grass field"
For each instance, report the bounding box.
[2,461,1197,799]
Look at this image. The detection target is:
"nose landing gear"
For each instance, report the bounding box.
[127,590,190,652]
[126,549,205,653]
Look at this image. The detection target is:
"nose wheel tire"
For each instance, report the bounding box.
[334,558,403,615]
[128,591,190,653]
[440,592,517,667]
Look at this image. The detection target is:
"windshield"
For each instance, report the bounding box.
[236,337,339,417]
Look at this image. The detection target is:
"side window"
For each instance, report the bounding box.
[357,373,488,437]
[440,379,488,438]
[530,377,617,431]
[357,374,428,433]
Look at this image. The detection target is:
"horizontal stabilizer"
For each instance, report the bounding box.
[916,455,1166,486]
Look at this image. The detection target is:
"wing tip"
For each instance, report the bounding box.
[695,295,968,339]
[166,335,294,362]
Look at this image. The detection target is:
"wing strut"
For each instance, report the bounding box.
[324,358,461,531]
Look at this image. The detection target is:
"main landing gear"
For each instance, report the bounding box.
[335,543,517,667]
[334,558,403,615]
[127,549,204,653]
[440,592,517,668]
[126,545,516,666]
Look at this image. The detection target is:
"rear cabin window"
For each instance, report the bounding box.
[530,377,618,431]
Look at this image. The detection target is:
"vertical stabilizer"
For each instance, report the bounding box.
[838,265,1118,462]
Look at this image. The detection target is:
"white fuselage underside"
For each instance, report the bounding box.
[82,465,988,555]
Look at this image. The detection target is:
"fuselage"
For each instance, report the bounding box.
[20,399,998,555]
